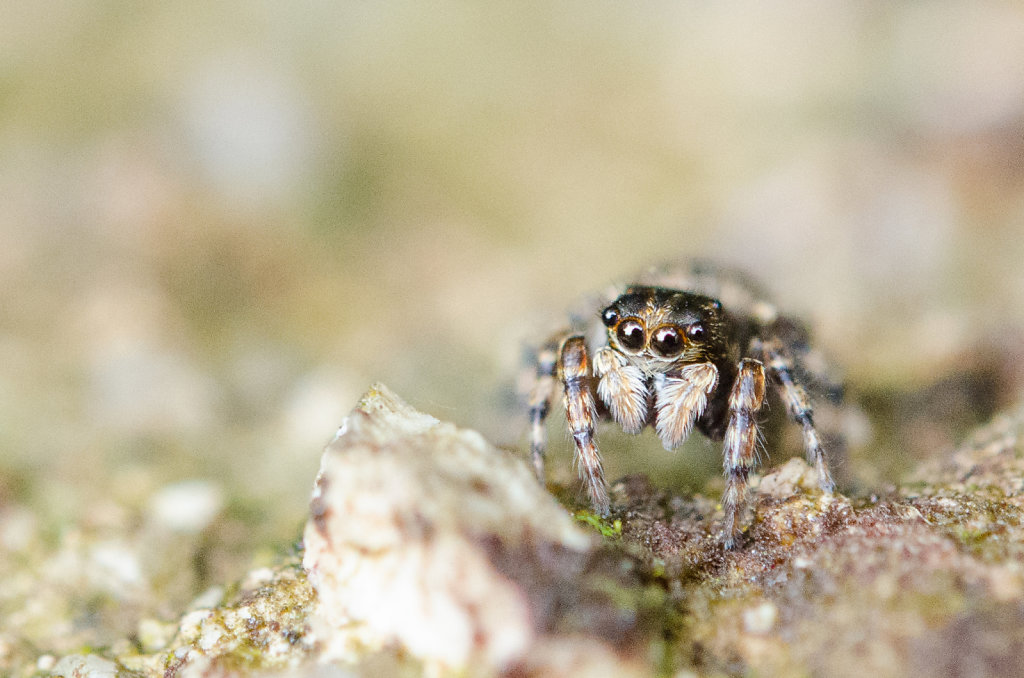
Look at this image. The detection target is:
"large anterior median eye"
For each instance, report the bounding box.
[651,325,684,357]
[615,319,646,350]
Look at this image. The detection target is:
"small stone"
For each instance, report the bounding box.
[743,602,779,634]
[198,625,224,651]
[188,586,225,611]
[239,567,275,592]
[757,457,820,499]
[148,480,224,533]
[49,654,118,678]
[137,618,176,653]
[89,540,143,593]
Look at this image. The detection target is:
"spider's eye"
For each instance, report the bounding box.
[651,326,684,357]
[601,307,619,327]
[685,323,706,341]
[615,319,645,350]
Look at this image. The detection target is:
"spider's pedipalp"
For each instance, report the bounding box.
[559,335,609,514]
[654,362,719,450]
[527,340,560,482]
[759,339,836,494]
[593,346,648,434]
[721,357,767,548]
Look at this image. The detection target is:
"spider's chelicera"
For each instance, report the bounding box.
[527,263,837,547]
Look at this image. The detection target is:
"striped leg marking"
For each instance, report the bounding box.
[761,340,836,494]
[722,358,766,548]
[560,335,609,515]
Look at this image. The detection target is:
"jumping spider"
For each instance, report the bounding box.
[528,262,837,546]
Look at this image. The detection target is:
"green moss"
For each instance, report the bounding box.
[574,510,622,538]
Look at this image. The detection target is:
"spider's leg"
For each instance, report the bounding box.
[653,362,719,450]
[795,347,845,405]
[559,335,609,514]
[722,358,766,548]
[760,339,836,493]
[527,338,560,483]
[593,346,648,434]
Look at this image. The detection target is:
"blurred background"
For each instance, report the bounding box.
[2,0,1024,660]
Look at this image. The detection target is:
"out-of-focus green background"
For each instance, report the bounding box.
[2,0,1024,654]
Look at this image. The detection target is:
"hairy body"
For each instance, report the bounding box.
[528,262,836,547]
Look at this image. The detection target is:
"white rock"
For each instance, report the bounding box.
[743,601,779,634]
[49,654,118,678]
[302,384,614,675]
[148,480,224,533]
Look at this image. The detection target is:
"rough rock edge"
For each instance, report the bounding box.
[302,383,656,677]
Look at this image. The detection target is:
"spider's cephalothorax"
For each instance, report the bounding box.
[527,263,837,547]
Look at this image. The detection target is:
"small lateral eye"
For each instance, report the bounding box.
[601,307,619,327]
[685,323,706,341]
[615,319,645,350]
[651,326,684,357]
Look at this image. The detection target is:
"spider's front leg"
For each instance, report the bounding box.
[758,339,836,493]
[721,358,766,548]
[559,335,609,514]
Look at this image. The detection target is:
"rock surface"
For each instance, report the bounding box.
[302,383,655,677]
[18,387,1024,677]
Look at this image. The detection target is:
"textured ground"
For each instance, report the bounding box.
[12,385,1024,678]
